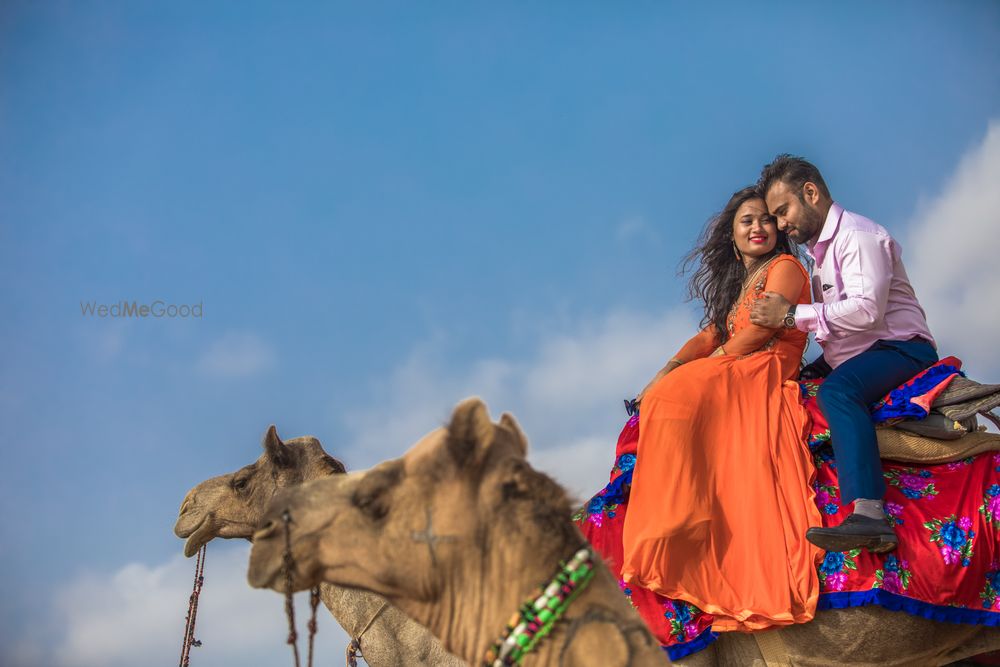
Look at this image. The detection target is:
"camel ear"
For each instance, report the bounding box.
[446,398,495,468]
[498,413,528,458]
[500,459,534,501]
[263,425,292,468]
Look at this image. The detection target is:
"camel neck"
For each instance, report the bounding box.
[482,546,596,665]
[398,534,584,664]
[391,528,664,665]
[449,538,664,666]
[507,564,666,666]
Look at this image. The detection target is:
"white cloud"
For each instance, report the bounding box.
[197,331,276,378]
[907,120,1000,381]
[341,308,696,498]
[530,435,620,503]
[32,542,350,667]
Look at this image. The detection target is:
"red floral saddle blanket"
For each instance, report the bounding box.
[574,357,1000,661]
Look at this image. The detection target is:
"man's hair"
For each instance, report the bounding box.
[757,154,831,201]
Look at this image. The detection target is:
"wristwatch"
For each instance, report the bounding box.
[783,305,797,329]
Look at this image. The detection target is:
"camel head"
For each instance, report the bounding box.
[247,398,579,618]
[174,425,346,557]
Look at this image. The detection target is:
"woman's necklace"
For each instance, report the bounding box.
[727,253,781,335]
[740,253,780,296]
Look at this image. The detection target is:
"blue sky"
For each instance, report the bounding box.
[1,2,999,665]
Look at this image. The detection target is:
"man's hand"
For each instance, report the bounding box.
[749,291,792,328]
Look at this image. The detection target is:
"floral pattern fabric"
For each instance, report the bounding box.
[575,369,1000,661]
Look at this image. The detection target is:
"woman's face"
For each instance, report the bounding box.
[732,197,778,260]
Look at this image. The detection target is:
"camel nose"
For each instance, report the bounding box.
[179,489,197,516]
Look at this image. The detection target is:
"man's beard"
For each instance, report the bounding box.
[791,200,825,244]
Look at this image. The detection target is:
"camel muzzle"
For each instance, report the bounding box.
[253,518,279,541]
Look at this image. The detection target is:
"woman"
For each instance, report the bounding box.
[620,186,822,632]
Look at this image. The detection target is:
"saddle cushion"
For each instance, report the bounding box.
[877,428,1000,464]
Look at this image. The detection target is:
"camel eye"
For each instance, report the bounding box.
[352,467,401,521]
[352,484,389,520]
[232,476,250,492]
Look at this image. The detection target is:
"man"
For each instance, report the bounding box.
[749,155,937,553]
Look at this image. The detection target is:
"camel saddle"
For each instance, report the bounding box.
[879,375,1000,464]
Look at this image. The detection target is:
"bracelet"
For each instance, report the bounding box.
[668,357,683,367]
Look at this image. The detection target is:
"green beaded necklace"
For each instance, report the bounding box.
[482,546,596,666]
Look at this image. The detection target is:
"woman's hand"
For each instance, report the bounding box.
[635,359,682,404]
[635,375,662,405]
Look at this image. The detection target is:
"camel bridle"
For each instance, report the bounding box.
[278,507,389,667]
[177,544,207,667]
[175,509,381,667]
[345,600,389,667]
[280,509,322,667]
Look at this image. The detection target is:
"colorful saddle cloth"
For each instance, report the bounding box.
[574,357,1000,661]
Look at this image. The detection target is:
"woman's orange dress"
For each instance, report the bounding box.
[621,253,823,632]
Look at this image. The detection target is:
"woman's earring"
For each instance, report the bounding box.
[733,240,741,260]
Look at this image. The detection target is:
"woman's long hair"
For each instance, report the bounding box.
[681,186,799,342]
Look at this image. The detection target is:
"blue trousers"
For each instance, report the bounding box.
[816,339,938,505]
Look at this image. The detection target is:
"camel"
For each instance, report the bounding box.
[248,399,671,666]
[247,399,1000,667]
[173,426,464,667]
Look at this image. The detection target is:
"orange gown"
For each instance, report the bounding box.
[620,253,823,632]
